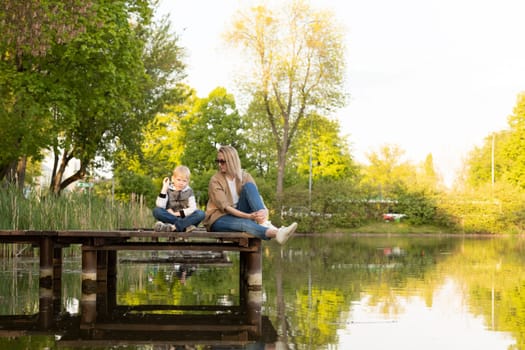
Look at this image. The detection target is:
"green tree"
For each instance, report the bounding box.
[242,93,279,178]
[225,0,347,202]
[0,1,185,195]
[111,82,194,204]
[465,132,502,188]
[178,87,248,201]
[45,0,174,194]
[361,144,416,199]
[114,87,247,206]
[465,95,525,189]
[501,92,525,188]
[179,87,248,176]
[294,113,356,182]
[0,0,95,188]
[416,153,441,190]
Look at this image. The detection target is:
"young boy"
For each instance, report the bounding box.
[152,165,205,232]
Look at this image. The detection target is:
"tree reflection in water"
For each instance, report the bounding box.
[0,234,524,349]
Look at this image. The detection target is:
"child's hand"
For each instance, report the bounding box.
[161,177,170,192]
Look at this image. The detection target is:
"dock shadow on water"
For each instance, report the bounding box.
[1,234,525,349]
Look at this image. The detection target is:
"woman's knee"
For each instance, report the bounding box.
[244,182,256,189]
[242,182,258,193]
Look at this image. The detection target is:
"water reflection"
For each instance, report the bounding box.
[1,234,524,349]
[342,279,515,349]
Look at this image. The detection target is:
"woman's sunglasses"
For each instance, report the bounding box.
[215,159,227,165]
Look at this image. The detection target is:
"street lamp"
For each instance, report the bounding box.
[308,115,313,210]
[491,133,495,188]
[491,130,510,189]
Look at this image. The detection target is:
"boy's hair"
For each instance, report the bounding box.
[173,165,191,180]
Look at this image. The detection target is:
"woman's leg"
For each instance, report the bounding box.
[211,215,269,240]
[237,182,265,213]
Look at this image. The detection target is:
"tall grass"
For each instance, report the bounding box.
[0,186,151,230]
[0,186,153,256]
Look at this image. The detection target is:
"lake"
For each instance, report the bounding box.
[0,233,523,349]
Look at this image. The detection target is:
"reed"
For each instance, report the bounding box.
[0,186,152,256]
[1,186,151,230]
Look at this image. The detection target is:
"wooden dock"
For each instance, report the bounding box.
[0,228,270,345]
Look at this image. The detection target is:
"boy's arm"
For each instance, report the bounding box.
[155,193,168,208]
[155,177,170,208]
[182,195,198,216]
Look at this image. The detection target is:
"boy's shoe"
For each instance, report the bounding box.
[166,224,177,232]
[154,221,165,232]
[276,222,297,245]
[185,225,196,233]
[155,221,176,232]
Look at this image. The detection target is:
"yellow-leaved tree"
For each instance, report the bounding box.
[225,0,347,203]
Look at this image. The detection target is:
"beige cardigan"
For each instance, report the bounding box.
[203,170,255,230]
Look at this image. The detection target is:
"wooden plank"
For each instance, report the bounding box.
[113,304,241,312]
[55,229,252,239]
[58,339,252,347]
[85,322,257,332]
[82,242,258,252]
[0,229,254,244]
[0,230,56,245]
[119,257,231,265]
[0,230,58,236]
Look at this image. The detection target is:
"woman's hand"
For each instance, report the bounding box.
[227,206,267,222]
[252,209,268,223]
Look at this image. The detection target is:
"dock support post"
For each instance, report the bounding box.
[240,238,262,302]
[96,251,108,316]
[53,247,62,314]
[246,289,263,337]
[81,247,97,324]
[245,238,262,290]
[239,238,263,338]
[38,237,54,329]
[107,250,118,310]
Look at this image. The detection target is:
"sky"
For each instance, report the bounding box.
[157,0,525,186]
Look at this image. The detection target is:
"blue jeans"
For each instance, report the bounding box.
[152,207,205,232]
[211,182,269,240]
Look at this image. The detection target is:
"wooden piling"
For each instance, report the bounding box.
[38,237,54,329]
[81,247,97,324]
[52,247,62,313]
[243,238,262,290]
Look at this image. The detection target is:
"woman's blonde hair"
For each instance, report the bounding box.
[218,145,242,184]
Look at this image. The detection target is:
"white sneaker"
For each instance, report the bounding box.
[276,222,297,245]
[155,222,176,232]
[260,220,278,230]
[154,221,164,232]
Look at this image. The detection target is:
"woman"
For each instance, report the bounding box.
[203,145,297,244]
